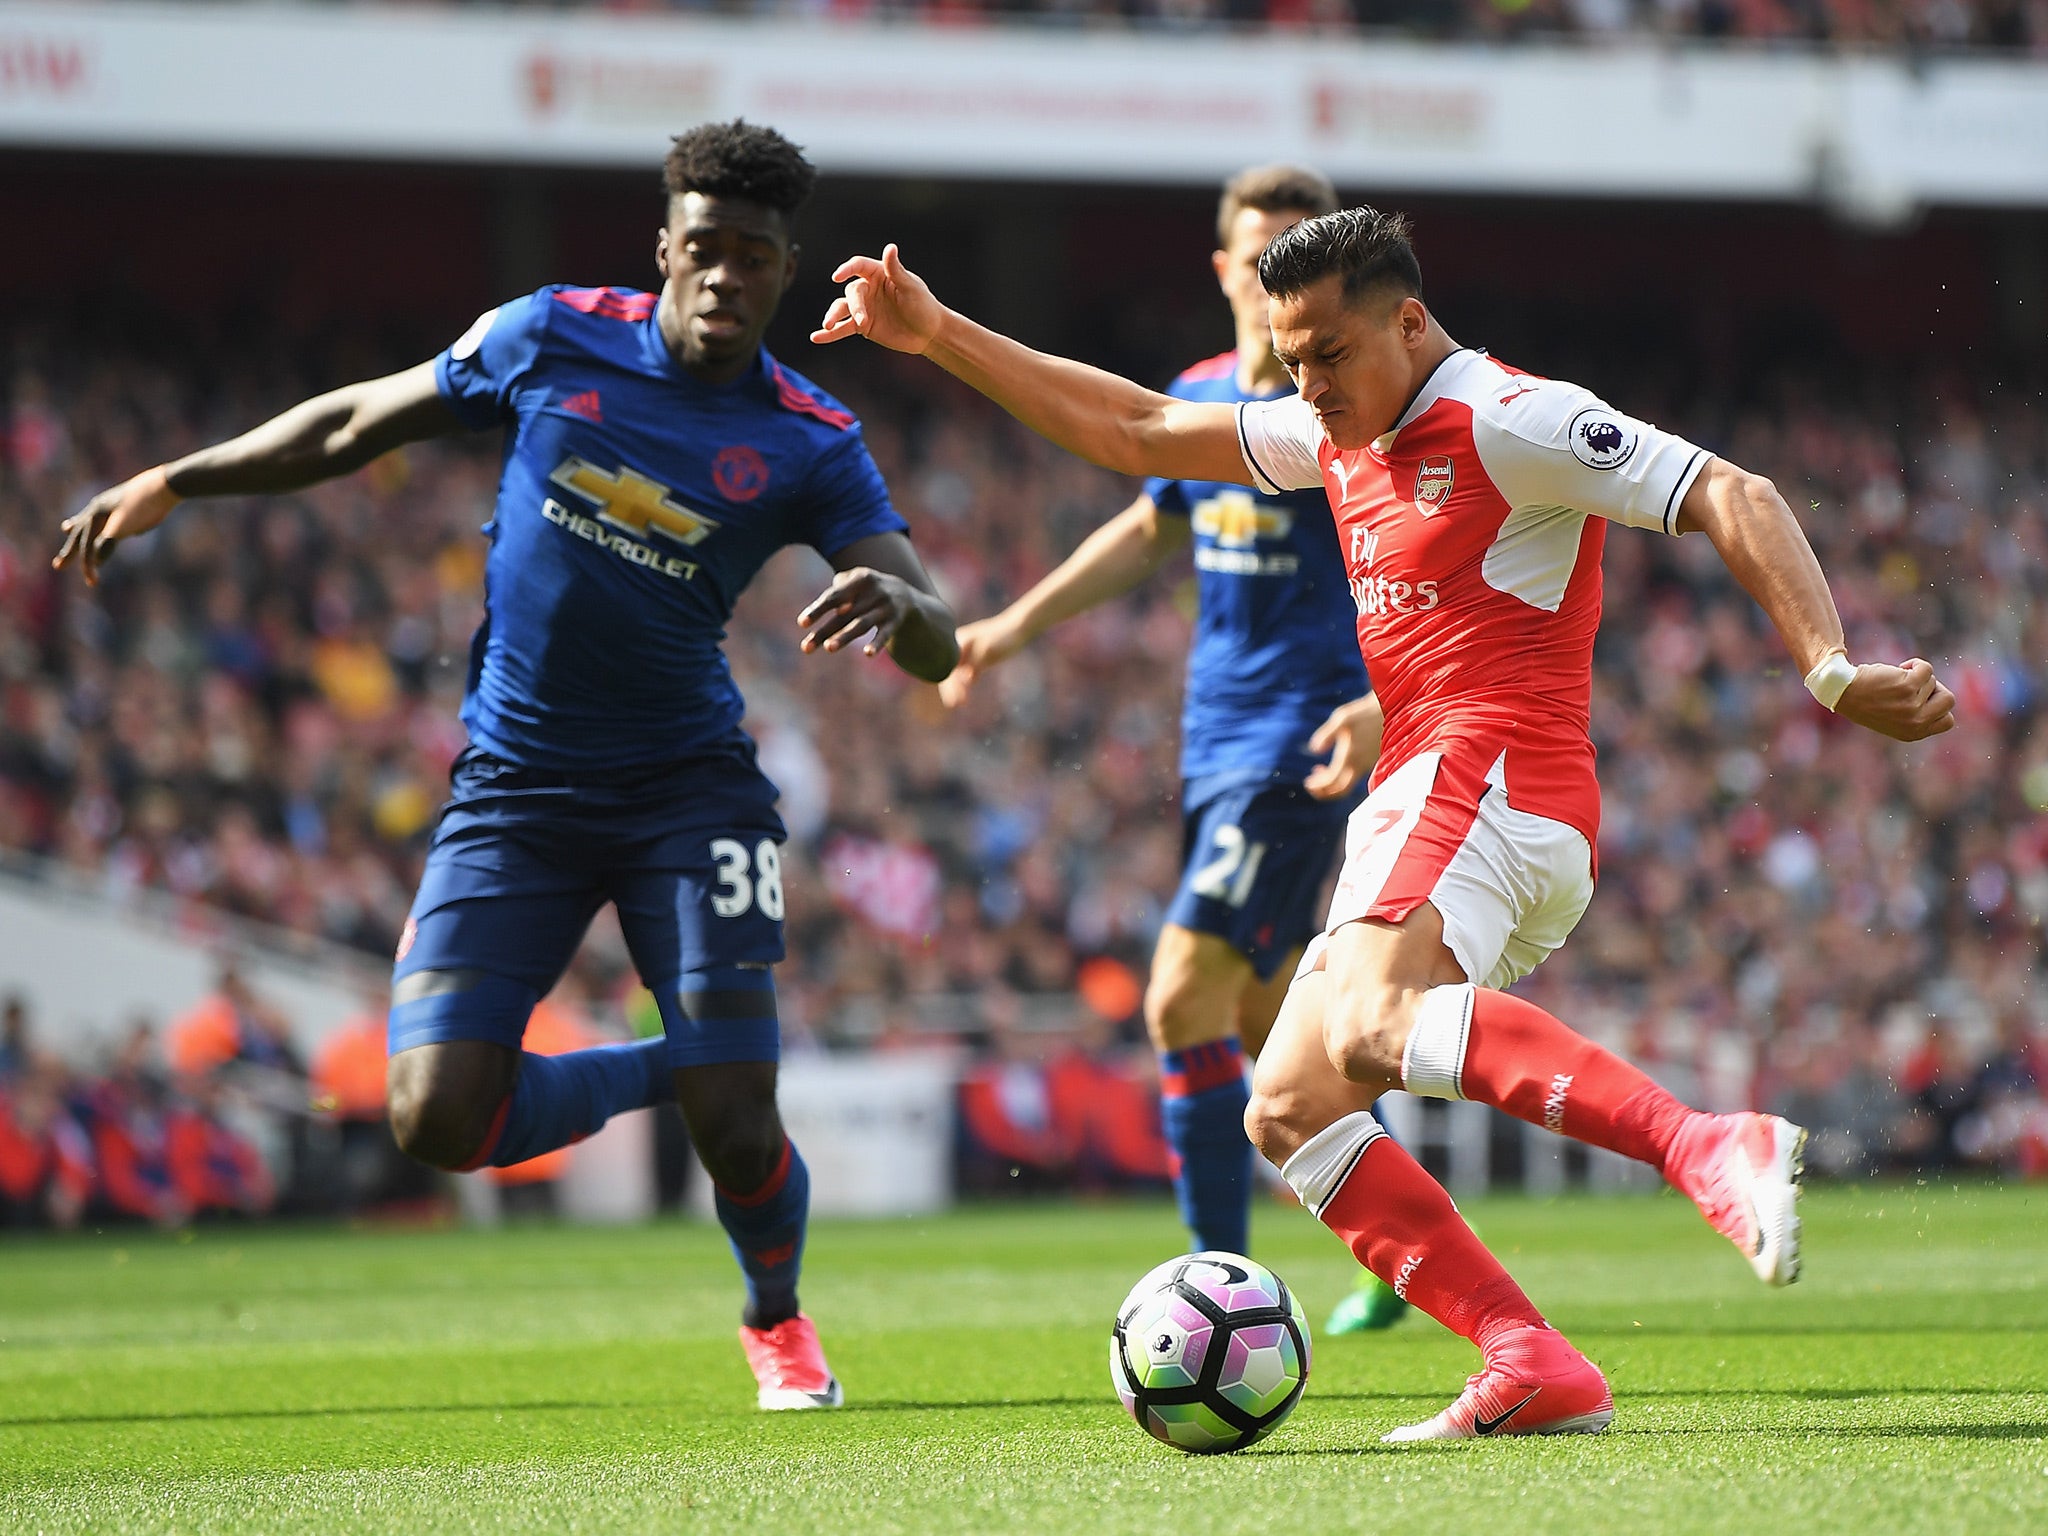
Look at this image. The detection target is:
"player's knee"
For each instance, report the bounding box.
[1242,1051,1305,1166]
[693,1106,785,1193]
[1143,973,1229,1053]
[1242,1091,1285,1166]
[1243,1081,1311,1169]
[386,1085,483,1169]
[1320,975,1410,1088]
[1143,934,1241,1052]
[386,1052,503,1170]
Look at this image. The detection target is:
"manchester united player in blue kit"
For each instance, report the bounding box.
[938,165,1385,1300]
[55,122,958,1409]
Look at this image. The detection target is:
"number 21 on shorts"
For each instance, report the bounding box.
[710,837,785,921]
[1191,823,1268,910]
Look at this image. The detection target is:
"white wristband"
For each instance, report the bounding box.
[1803,651,1858,711]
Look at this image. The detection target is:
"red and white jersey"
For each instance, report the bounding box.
[1237,348,1709,856]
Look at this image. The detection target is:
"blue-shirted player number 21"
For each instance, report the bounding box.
[710,838,785,921]
[1190,824,1267,910]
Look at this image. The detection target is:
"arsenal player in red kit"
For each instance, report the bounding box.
[817,210,1956,1441]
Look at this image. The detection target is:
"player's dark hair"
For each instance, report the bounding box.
[1256,206,1422,310]
[664,120,817,224]
[1216,163,1339,249]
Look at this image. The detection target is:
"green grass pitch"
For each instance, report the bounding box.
[3,1183,2045,1534]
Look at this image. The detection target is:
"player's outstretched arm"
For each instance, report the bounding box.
[1676,459,1955,742]
[812,245,1249,485]
[940,496,1188,709]
[54,361,461,586]
[799,530,960,683]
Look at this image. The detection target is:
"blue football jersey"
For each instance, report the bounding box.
[1144,352,1367,784]
[434,285,908,771]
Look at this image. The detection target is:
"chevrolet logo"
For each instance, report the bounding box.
[1193,490,1292,549]
[549,457,720,547]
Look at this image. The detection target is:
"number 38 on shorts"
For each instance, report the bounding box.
[709,837,785,921]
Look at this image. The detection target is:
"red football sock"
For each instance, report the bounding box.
[1457,988,1693,1170]
[1319,1133,1546,1353]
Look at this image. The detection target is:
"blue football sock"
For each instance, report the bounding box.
[483,1037,672,1168]
[1160,1038,1252,1256]
[715,1137,810,1329]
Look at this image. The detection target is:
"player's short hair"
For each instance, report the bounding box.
[1216,163,1340,249]
[663,120,817,225]
[1256,206,1423,310]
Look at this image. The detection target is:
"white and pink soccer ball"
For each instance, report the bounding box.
[1110,1251,1311,1454]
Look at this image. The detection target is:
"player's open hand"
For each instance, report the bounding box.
[53,465,181,587]
[1836,658,1957,742]
[798,566,921,659]
[936,616,1028,709]
[1304,693,1384,801]
[812,245,943,356]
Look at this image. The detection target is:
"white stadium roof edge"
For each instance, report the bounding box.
[1,2,2045,224]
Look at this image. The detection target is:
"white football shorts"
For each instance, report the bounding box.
[1294,746,1594,992]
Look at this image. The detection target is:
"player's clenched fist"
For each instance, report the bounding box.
[53,465,181,587]
[1836,657,1957,742]
[811,245,943,355]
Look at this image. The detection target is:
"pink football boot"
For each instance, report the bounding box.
[1384,1322,1613,1444]
[1664,1111,1807,1286]
[739,1314,844,1411]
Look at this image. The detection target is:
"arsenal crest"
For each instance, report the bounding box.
[1416,456,1455,512]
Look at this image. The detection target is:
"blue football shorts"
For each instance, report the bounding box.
[1164,772,1352,981]
[388,745,788,1066]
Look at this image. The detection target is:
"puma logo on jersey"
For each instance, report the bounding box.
[1498,381,1540,405]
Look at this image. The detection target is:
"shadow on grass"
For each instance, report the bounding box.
[10,1385,2039,1432]
[1574,1323,2048,1339]
[0,1395,1107,1430]
[833,1396,1097,1414]
[1622,1423,2048,1441]
[1250,1422,2048,1455]
[1311,1385,2045,1404]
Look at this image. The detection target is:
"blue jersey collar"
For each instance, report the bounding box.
[639,309,772,395]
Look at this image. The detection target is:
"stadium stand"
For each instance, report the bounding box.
[116,0,2040,53]
[2,300,2043,1217]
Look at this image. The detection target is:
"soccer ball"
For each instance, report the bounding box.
[1110,1251,1311,1454]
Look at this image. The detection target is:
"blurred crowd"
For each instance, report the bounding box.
[412,0,2048,53]
[90,0,2048,52]
[0,306,2044,1220]
[0,965,632,1229]
[2,979,356,1229]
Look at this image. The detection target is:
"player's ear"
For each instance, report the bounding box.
[783,243,801,286]
[1398,296,1428,347]
[655,227,672,280]
[1211,249,1230,290]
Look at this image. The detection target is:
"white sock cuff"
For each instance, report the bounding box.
[1402,982,1475,1101]
[1279,1110,1387,1218]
